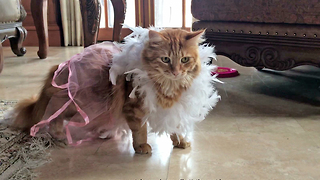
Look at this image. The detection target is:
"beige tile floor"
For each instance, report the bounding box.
[1,46,320,180]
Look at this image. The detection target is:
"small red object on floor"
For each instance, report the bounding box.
[211,67,239,78]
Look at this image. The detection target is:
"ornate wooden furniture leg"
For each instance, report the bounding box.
[111,0,126,42]
[79,0,101,47]
[9,27,27,56]
[31,0,48,59]
[0,43,3,74]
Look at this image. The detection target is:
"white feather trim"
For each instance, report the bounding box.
[109,26,221,137]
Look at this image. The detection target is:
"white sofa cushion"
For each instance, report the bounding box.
[0,0,21,23]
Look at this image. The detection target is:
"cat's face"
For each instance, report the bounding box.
[142,29,204,84]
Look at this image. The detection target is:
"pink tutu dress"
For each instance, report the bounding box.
[30,42,122,145]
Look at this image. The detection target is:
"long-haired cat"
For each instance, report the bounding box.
[10,28,212,154]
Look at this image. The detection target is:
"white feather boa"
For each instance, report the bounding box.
[110,26,221,138]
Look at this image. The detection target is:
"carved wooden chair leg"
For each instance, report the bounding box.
[9,27,27,56]
[79,0,101,47]
[0,43,3,74]
[111,0,126,42]
[31,0,48,59]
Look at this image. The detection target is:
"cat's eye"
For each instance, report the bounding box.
[161,57,171,63]
[181,57,190,63]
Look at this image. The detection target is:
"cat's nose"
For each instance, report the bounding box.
[172,71,180,76]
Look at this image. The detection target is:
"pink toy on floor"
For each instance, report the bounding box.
[212,67,239,78]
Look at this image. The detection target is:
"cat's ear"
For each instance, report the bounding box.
[186,29,205,46]
[149,30,163,44]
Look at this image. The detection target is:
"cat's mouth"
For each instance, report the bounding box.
[170,75,183,80]
[163,73,184,80]
[158,69,185,81]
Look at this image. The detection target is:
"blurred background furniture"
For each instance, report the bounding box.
[78,0,125,44]
[109,0,126,42]
[0,0,27,73]
[191,0,320,71]
[33,0,126,59]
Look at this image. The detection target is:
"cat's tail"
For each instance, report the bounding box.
[7,65,59,132]
[10,96,40,131]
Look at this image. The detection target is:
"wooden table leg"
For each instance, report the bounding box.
[31,0,48,59]
[111,0,126,42]
[0,43,3,74]
[79,0,101,47]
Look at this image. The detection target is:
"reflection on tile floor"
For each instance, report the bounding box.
[1,46,320,180]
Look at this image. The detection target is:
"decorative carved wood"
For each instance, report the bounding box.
[193,22,320,71]
[97,0,128,41]
[229,47,297,70]
[31,0,48,59]
[79,0,101,47]
[0,25,27,73]
[213,41,320,71]
[111,0,126,42]
[10,0,62,59]
[79,0,127,44]
[29,0,124,60]
[9,26,27,56]
[0,23,27,75]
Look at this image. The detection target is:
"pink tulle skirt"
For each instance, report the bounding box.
[30,42,122,145]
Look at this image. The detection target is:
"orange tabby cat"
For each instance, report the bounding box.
[11,28,204,154]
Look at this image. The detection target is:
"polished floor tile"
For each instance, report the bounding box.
[1,46,320,179]
[168,132,320,180]
[0,47,83,100]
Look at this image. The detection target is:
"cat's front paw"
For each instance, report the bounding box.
[134,143,152,154]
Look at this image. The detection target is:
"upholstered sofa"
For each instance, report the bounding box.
[191,0,320,71]
[0,0,27,73]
